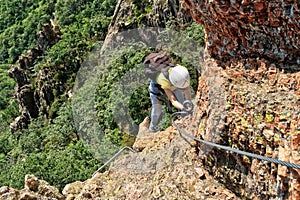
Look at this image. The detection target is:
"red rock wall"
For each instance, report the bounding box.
[182,0,300,199]
[183,0,300,72]
[188,51,300,200]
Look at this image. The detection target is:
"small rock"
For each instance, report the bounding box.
[62,181,84,196]
[25,175,39,192]
[0,186,9,196]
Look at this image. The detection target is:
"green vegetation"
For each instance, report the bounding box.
[0,0,117,190]
[0,0,205,191]
[0,102,99,190]
[0,65,15,110]
[0,64,19,138]
[0,0,54,63]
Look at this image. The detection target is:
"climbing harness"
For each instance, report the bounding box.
[171,111,300,169]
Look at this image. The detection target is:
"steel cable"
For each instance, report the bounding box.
[92,111,300,177]
[171,112,300,169]
[92,146,136,177]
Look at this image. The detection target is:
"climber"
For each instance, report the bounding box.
[143,52,193,132]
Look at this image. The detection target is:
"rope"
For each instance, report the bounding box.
[171,112,300,169]
[92,146,136,177]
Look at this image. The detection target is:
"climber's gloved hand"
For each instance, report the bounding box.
[182,100,194,114]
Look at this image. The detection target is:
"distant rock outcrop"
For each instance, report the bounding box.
[101,0,193,51]
[0,174,64,200]
[8,21,62,131]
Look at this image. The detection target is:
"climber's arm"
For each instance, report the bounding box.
[183,86,192,100]
[164,89,184,110]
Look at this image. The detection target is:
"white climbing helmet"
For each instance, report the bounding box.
[169,65,190,88]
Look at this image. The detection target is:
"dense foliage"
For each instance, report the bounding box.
[0,0,205,191]
[0,102,100,190]
[0,0,117,190]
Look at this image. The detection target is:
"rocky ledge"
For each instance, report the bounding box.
[0,121,239,200]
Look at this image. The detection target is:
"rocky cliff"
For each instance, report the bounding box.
[0,126,239,200]
[192,53,300,199]
[8,21,62,131]
[2,0,300,199]
[184,0,300,72]
[183,0,300,199]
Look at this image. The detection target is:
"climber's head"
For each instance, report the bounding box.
[169,65,190,89]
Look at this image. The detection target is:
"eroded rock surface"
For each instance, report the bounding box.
[8,22,62,131]
[4,0,300,199]
[193,54,300,199]
[62,125,238,200]
[182,1,300,199]
[183,0,300,72]
[0,174,64,200]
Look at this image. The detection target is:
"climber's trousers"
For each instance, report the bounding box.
[149,92,163,132]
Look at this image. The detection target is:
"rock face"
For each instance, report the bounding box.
[107,0,191,34]
[101,0,192,51]
[4,0,300,199]
[0,127,238,200]
[8,22,62,131]
[183,0,300,72]
[0,174,64,200]
[192,54,300,200]
[182,0,300,199]
[63,125,238,200]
